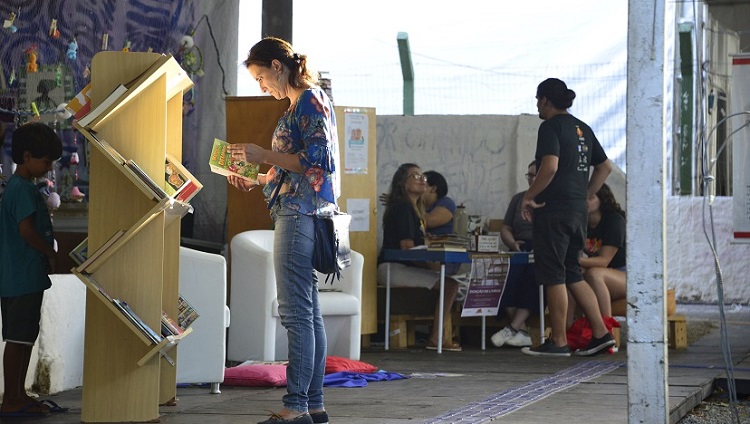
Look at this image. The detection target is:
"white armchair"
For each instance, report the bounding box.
[176,247,230,394]
[227,230,363,362]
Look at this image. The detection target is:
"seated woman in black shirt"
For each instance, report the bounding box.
[377,163,462,351]
[579,183,626,319]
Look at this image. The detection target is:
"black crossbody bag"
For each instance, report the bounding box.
[268,171,352,283]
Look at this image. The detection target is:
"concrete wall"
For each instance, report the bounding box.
[0,275,86,397]
[376,114,540,230]
[667,196,750,303]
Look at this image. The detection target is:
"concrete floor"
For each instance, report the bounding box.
[12,304,750,424]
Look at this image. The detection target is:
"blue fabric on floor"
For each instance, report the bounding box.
[323,370,409,387]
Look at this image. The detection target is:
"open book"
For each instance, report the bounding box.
[209,138,260,181]
[164,154,202,203]
[124,156,202,204]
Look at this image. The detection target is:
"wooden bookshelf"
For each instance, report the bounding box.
[72,51,196,423]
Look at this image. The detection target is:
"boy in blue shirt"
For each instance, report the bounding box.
[0,123,62,417]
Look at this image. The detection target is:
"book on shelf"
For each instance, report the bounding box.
[76,84,129,128]
[160,311,184,337]
[164,154,202,203]
[77,54,188,130]
[69,238,88,266]
[177,294,199,330]
[78,55,176,128]
[209,138,260,182]
[76,229,127,272]
[75,271,113,302]
[65,82,92,120]
[87,131,126,165]
[112,299,162,344]
[125,159,169,200]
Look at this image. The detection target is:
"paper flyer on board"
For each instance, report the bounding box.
[344,111,368,174]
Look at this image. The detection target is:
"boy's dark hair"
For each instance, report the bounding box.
[11,123,63,164]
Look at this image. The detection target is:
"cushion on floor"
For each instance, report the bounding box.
[325,356,378,374]
[223,364,287,387]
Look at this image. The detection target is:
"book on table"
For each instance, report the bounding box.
[426,234,470,252]
[427,245,468,252]
[208,138,260,182]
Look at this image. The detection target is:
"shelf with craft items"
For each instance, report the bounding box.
[72,50,196,423]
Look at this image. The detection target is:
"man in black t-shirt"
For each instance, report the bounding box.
[520,78,615,357]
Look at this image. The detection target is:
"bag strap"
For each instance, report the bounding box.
[267,170,288,210]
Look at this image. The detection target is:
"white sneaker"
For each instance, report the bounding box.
[505,329,532,347]
[490,326,516,347]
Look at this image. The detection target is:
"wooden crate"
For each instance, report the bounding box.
[668,314,687,349]
[386,312,458,349]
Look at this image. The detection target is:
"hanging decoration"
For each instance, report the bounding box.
[25,45,38,73]
[66,37,78,61]
[55,103,72,120]
[3,9,18,33]
[1,0,200,211]
[177,16,206,78]
[55,64,62,87]
[49,18,60,39]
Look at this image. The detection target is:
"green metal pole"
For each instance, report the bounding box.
[678,23,693,195]
[397,32,414,116]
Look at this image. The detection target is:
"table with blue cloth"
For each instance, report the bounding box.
[381,249,534,353]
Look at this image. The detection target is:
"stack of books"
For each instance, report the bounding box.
[426,234,471,252]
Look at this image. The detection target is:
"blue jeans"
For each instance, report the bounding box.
[272,205,327,413]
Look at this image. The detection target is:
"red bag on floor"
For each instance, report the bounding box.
[566,316,620,351]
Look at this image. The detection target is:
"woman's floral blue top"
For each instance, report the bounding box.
[262,87,339,216]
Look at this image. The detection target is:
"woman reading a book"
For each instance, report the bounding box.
[377,163,462,352]
[226,37,338,424]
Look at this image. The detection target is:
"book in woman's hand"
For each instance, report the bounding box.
[208,138,260,182]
